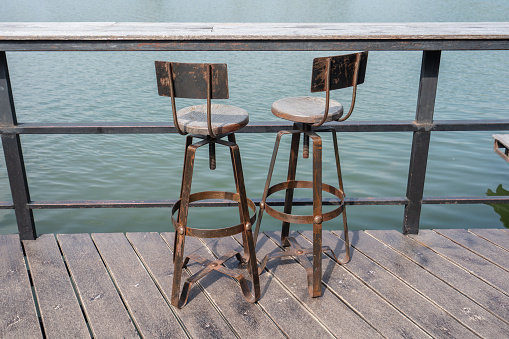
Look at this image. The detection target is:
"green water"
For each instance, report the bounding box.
[1,1,509,235]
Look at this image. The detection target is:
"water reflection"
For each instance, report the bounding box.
[486,184,509,229]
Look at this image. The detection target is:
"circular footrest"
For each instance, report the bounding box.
[171,191,257,238]
[264,180,345,224]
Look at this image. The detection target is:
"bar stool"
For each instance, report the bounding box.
[155,61,260,308]
[254,52,368,297]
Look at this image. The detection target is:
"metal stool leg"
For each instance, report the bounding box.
[228,136,260,300]
[309,131,323,297]
[228,134,249,260]
[332,130,351,264]
[172,141,198,307]
[281,124,301,247]
[174,135,193,263]
[254,130,293,244]
[228,135,258,280]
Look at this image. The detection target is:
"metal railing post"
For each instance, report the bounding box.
[403,50,441,234]
[0,51,36,240]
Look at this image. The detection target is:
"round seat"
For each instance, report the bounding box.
[271,96,343,124]
[177,104,249,136]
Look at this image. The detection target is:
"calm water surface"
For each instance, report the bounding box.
[1,1,509,234]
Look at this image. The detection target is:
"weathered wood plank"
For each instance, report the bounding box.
[0,234,41,339]
[0,22,508,40]
[126,232,237,339]
[301,230,478,338]
[367,229,509,322]
[409,230,509,296]
[57,233,138,338]
[493,134,509,149]
[261,231,429,338]
[469,228,509,251]
[201,234,335,338]
[161,232,286,339]
[23,234,90,338]
[336,230,509,337]
[435,229,509,270]
[91,233,186,338]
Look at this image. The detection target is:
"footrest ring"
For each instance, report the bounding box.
[171,191,257,238]
[264,180,344,224]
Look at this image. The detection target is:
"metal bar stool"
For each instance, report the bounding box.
[254,52,368,297]
[155,61,260,308]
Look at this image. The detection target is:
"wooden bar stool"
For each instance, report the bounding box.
[155,61,260,308]
[254,52,368,297]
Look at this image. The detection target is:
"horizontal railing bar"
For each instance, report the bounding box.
[0,196,504,211]
[0,201,14,209]
[431,120,509,131]
[0,121,413,134]
[1,40,508,52]
[22,196,509,209]
[27,197,407,209]
[422,196,509,204]
[2,119,509,135]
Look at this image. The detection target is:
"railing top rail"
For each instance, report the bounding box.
[0,22,509,40]
[1,22,508,51]
[1,22,508,40]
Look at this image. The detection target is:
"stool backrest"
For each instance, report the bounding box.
[310,51,368,126]
[155,62,229,99]
[155,61,229,137]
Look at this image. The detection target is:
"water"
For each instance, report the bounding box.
[1,1,509,235]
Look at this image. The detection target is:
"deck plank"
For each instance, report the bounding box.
[23,234,90,338]
[0,234,42,339]
[469,228,509,251]
[435,229,509,270]
[409,230,509,295]
[161,232,286,339]
[91,233,186,338]
[201,234,335,338]
[57,233,138,338]
[302,230,478,338]
[261,231,431,338]
[367,230,509,323]
[126,232,237,339]
[337,230,509,337]
[3,229,509,338]
[263,231,431,338]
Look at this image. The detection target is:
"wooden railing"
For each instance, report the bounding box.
[1,22,509,239]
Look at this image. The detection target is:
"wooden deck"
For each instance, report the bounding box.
[1,228,509,338]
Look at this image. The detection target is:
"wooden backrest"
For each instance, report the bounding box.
[155,61,229,99]
[310,51,368,93]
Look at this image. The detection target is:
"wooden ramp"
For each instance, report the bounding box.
[1,229,509,338]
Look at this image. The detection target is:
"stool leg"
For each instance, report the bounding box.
[228,134,247,258]
[228,135,260,300]
[309,131,323,297]
[179,135,194,199]
[174,135,194,261]
[281,125,301,247]
[332,130,351,264]
[172,142,197,307]
[172,231,186,307]
[254,130,289,244]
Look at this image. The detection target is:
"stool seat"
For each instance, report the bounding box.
[177,104,249,135]
[271,96,343,124]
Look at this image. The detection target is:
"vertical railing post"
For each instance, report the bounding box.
[0,51,36,240]
[403,50,441,234]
